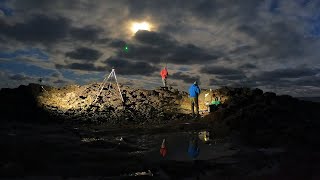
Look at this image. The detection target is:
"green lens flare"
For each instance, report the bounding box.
[124,45,129,52]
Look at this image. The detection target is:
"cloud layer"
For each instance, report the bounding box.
[0,0,319,96]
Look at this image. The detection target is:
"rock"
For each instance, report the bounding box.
[264,92,276,98]
[252,88,263,96]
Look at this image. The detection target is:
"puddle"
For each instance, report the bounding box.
[81,129,238,162]
[0,124,290,178]
[142,131,238,162]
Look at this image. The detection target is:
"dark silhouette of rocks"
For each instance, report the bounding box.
[297,96,320,103]
[203,87,320,147]
[0,83,50,123]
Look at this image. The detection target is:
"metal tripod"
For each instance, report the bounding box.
[92,68,124,105]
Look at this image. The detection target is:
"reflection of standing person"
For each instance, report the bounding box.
[188,135,200,160]
[160,67,168,87]
[189,81,201,117]
[160,138,167,157]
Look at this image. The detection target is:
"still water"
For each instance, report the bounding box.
[1,123,285,178]
[143,131,233,162]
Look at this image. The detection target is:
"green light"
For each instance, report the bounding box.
[124,45,129,53]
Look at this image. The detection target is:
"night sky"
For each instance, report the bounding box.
[0,0,319,97]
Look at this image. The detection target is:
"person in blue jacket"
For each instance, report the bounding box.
[189,81,201,117]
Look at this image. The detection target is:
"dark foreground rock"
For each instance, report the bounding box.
[203,87,320,147]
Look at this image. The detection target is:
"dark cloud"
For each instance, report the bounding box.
[104,57,158,75]
[51,72,61,78]
[227,67,320,88]
[294,76,320,87]
[209,78,244,87]
[253,67,319,81]
[191,0,262,22]
[0,14,105,44]
[134,30,176,48]
[65,47,102,61]
[9,74,31,81]
[216,74,247,80]
[127,0,262,23]
[201,65,248,82]
[229,45,254,55]
[170,72,200,84]
[55,63,106,72]
[237,25,257,36]
[11,0,91,12]
[191,0,218,20]
[0,5,13,16]
[238,22,304,59]
[109,39,127,48]
[242,76,320,94]
[127,0,171,20]
[96,38,111,44]
[168,44,219,64]
[70,26,103,42]
[116,31,218,64]
[239,63,257,70]
[200,65,244,76]
[160,22,189,34]
[117,44,166,63]
[0,15,70,43]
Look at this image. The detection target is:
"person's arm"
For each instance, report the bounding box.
[189,86,194,97]
[197,86,200,94]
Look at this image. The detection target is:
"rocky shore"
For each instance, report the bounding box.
[0,83,225,125]
[1,83,320,147]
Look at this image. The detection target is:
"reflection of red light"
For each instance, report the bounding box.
[160,139,167,157]
[160,147,167,157]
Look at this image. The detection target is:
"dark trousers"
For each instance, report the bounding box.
[190,97,199,115]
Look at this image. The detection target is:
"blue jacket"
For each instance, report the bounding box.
[189,84,200,97]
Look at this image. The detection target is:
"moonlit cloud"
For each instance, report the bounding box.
[0,0,319,97]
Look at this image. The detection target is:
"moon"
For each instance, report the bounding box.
[130,21,151,34]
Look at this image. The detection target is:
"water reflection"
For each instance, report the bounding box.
[115,130,232,178]
[188,133,200,160]
[198,131,210,143]
[156,130,214,160]
[160,138,167,157]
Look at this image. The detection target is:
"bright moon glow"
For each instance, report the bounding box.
[131,22,151,34]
